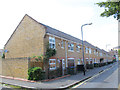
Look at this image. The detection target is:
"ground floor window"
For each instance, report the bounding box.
[49,59,56,70]
[77,59,81,65]
[94,58,96,63]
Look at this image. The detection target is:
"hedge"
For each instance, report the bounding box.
[28,67,45,81]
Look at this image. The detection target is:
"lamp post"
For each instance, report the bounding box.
[81,23,92,75]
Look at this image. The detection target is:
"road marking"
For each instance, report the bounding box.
[72,64,115,88]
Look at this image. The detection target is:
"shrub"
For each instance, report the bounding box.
[2,53,5,58]
[28,67,45,81]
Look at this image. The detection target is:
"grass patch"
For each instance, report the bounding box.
[0,83,29,89]
[4,84,21,88]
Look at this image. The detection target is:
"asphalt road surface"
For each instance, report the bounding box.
[72,62,118,89]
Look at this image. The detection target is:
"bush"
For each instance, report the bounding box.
[2,53,5,58]
[28,67,45,81]
[86,64,94,69]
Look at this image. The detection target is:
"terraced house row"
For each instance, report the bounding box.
[4,14,112,74]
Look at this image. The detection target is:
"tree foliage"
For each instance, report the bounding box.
[118,49,120,57]
[96,1,120,20]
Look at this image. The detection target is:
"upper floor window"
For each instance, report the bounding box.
[61,40,64,48]
[89,48,91,54]
[100,52,102,56]
[68,42,74,51]
[76,45,80,52]
[85,47,88,53]
[49,37,55,49]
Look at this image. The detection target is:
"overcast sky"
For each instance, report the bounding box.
[0,0,118,51]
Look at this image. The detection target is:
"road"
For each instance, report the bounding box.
[72,62,118,89]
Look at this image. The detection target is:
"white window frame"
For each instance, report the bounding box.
[85,47,88,53]
[77,59,81,65]
[76,45,80,52]
[49,37,55,49]
[89,48,91,54]
[68,42,74,51]
[100,52,102,56]
[49,59,56,70]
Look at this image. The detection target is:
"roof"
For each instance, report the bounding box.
[24,14,83,44]
[46,26,82,44]
[4,14,107,53]
[114,46,120,49]
[83,41,96,48]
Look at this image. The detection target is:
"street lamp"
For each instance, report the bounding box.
[81,23,92,75]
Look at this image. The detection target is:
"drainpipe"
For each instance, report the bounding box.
[65,41,68,67]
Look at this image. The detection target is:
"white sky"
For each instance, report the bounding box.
[0,0,118,51]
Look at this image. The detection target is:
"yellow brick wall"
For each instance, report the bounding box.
[0,58,29,79]
[5,15,46,58]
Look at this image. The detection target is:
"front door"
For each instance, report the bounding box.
[59,60,62,76]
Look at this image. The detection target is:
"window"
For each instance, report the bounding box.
[85,47,88,53]
[78,59,81,65]
[49,37,55,49]
[68,42,74,51]
[49,59,56,70]
[100,52,102,56]
[76,45,80,52]
[89,48,91,54]
[61,40,64,48]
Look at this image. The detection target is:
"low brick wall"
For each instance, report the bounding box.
[29,60,43,69]
[0,58,29,79]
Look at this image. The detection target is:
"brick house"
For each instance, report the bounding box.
[4,14,112,75]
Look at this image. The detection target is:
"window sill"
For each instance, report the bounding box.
[49,68,56,70]
[68,50,74,52]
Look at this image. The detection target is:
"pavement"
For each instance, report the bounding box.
[0,62,117,89]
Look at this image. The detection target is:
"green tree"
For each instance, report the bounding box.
[118,49,120,57]
[96,0,120,20]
